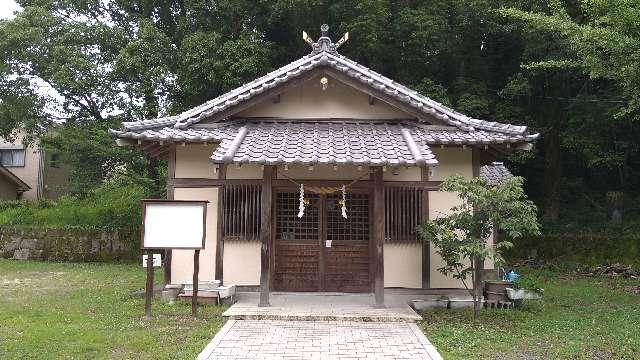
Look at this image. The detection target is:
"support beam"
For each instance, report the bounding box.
[372,167,385,308]
[259,165,274,307]
[215,165,227,284]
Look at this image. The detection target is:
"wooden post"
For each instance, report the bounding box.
[164,144,176,285]
[215,165,227,285]
[144,249,154,319]
[421,167,430,289]
[259,165,274,307]
[192,249,200,318]
[373,167,385,308]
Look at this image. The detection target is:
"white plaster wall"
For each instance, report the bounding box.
[429,147,473,181]
[223,241,261,285]
[382,166,422,181]
[175,144,219,178]
[276,164,370,181]
[226,164,263,179]
[170,187,219,284]
[428,191,468,288]
[384,243,422,288]
[236,74,409,119]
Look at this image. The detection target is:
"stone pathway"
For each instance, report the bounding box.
[197,320,442,360]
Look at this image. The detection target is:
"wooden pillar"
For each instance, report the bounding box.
[144,249,154,319]
[215,164,227,284]
[192,249,200,318]
[259,165,274,307]
[421,167,430,289]
[164,143,176,285]
[373,167,385,308]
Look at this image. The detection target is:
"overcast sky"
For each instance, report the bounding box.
[0,0,21,20]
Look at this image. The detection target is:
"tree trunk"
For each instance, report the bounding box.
[147,157,161,198]
[543,127,562,221]
[472,256,483,320]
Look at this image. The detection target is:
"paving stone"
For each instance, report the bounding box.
[197,320,442,360]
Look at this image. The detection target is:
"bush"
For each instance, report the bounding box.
[505,233,640,268]
[0,181,149,230]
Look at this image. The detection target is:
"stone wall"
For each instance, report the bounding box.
[0,226,138,261]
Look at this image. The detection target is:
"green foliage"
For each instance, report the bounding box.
[0,260,227,359]
[505,233,640,268]
[419,266,640,359]
[513,274,544,294]
[1,0,639,241]
[41,121,152,195]
[0,181,149,230]
[417,175,540,317]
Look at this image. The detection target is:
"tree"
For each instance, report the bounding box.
[417,175,540,319]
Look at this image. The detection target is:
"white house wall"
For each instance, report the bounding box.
[175,144,219,178]
[223,241,261,285]
[236,74,410,119]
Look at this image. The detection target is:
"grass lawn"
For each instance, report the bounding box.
[0,259,226,359]
[419,266,640,359]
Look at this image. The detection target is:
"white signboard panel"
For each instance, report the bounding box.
[141,200,207,249]
[142,254,162,267]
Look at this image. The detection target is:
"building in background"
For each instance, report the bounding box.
[0,132,71,200]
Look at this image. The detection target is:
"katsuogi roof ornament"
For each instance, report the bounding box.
[303,24,349,54]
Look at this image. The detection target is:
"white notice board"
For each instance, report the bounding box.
[141,200,208,249]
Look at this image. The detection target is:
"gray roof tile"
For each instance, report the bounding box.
[479,162,513,185]
[210,121,438,167]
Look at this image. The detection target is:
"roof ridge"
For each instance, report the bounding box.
[116,37,536,139]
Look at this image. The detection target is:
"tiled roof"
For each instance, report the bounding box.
[115,30,538,140]
[479,162,513,185]
[412,126,538,145]
[209,121,438,166]
[109,124,237,143]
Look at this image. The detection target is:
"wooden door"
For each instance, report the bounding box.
[323,193,371,292]
[273,192,322,291]
[273,190,371,292]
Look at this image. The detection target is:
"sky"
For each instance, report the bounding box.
[0,0,21,20]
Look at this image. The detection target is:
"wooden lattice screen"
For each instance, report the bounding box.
[222,184,261,241]
[326,194,369,242]
[384,186,425,243]
[276,193,320,241]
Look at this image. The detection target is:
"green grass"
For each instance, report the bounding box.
[419,267,640,359]
[0,259,226,359]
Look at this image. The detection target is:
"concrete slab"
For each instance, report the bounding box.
[223,292,423,322]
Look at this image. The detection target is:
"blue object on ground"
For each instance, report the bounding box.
[503,270,520,282]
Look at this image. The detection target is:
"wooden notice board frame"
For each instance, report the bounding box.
[140,199,208,250]
[140,199,209,319]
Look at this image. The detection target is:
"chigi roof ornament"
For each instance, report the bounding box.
[303,24,349,54]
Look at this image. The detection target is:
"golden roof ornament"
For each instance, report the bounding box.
[302,24,349,54]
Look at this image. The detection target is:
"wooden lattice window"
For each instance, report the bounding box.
[276,192,320,241]
[326,194,369,242]
[222,184,261,241]
[384,187,424,243]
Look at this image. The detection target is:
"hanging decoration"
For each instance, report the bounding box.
[297,183,305,218]
[340,184,348,219]
[278,168,373,219]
